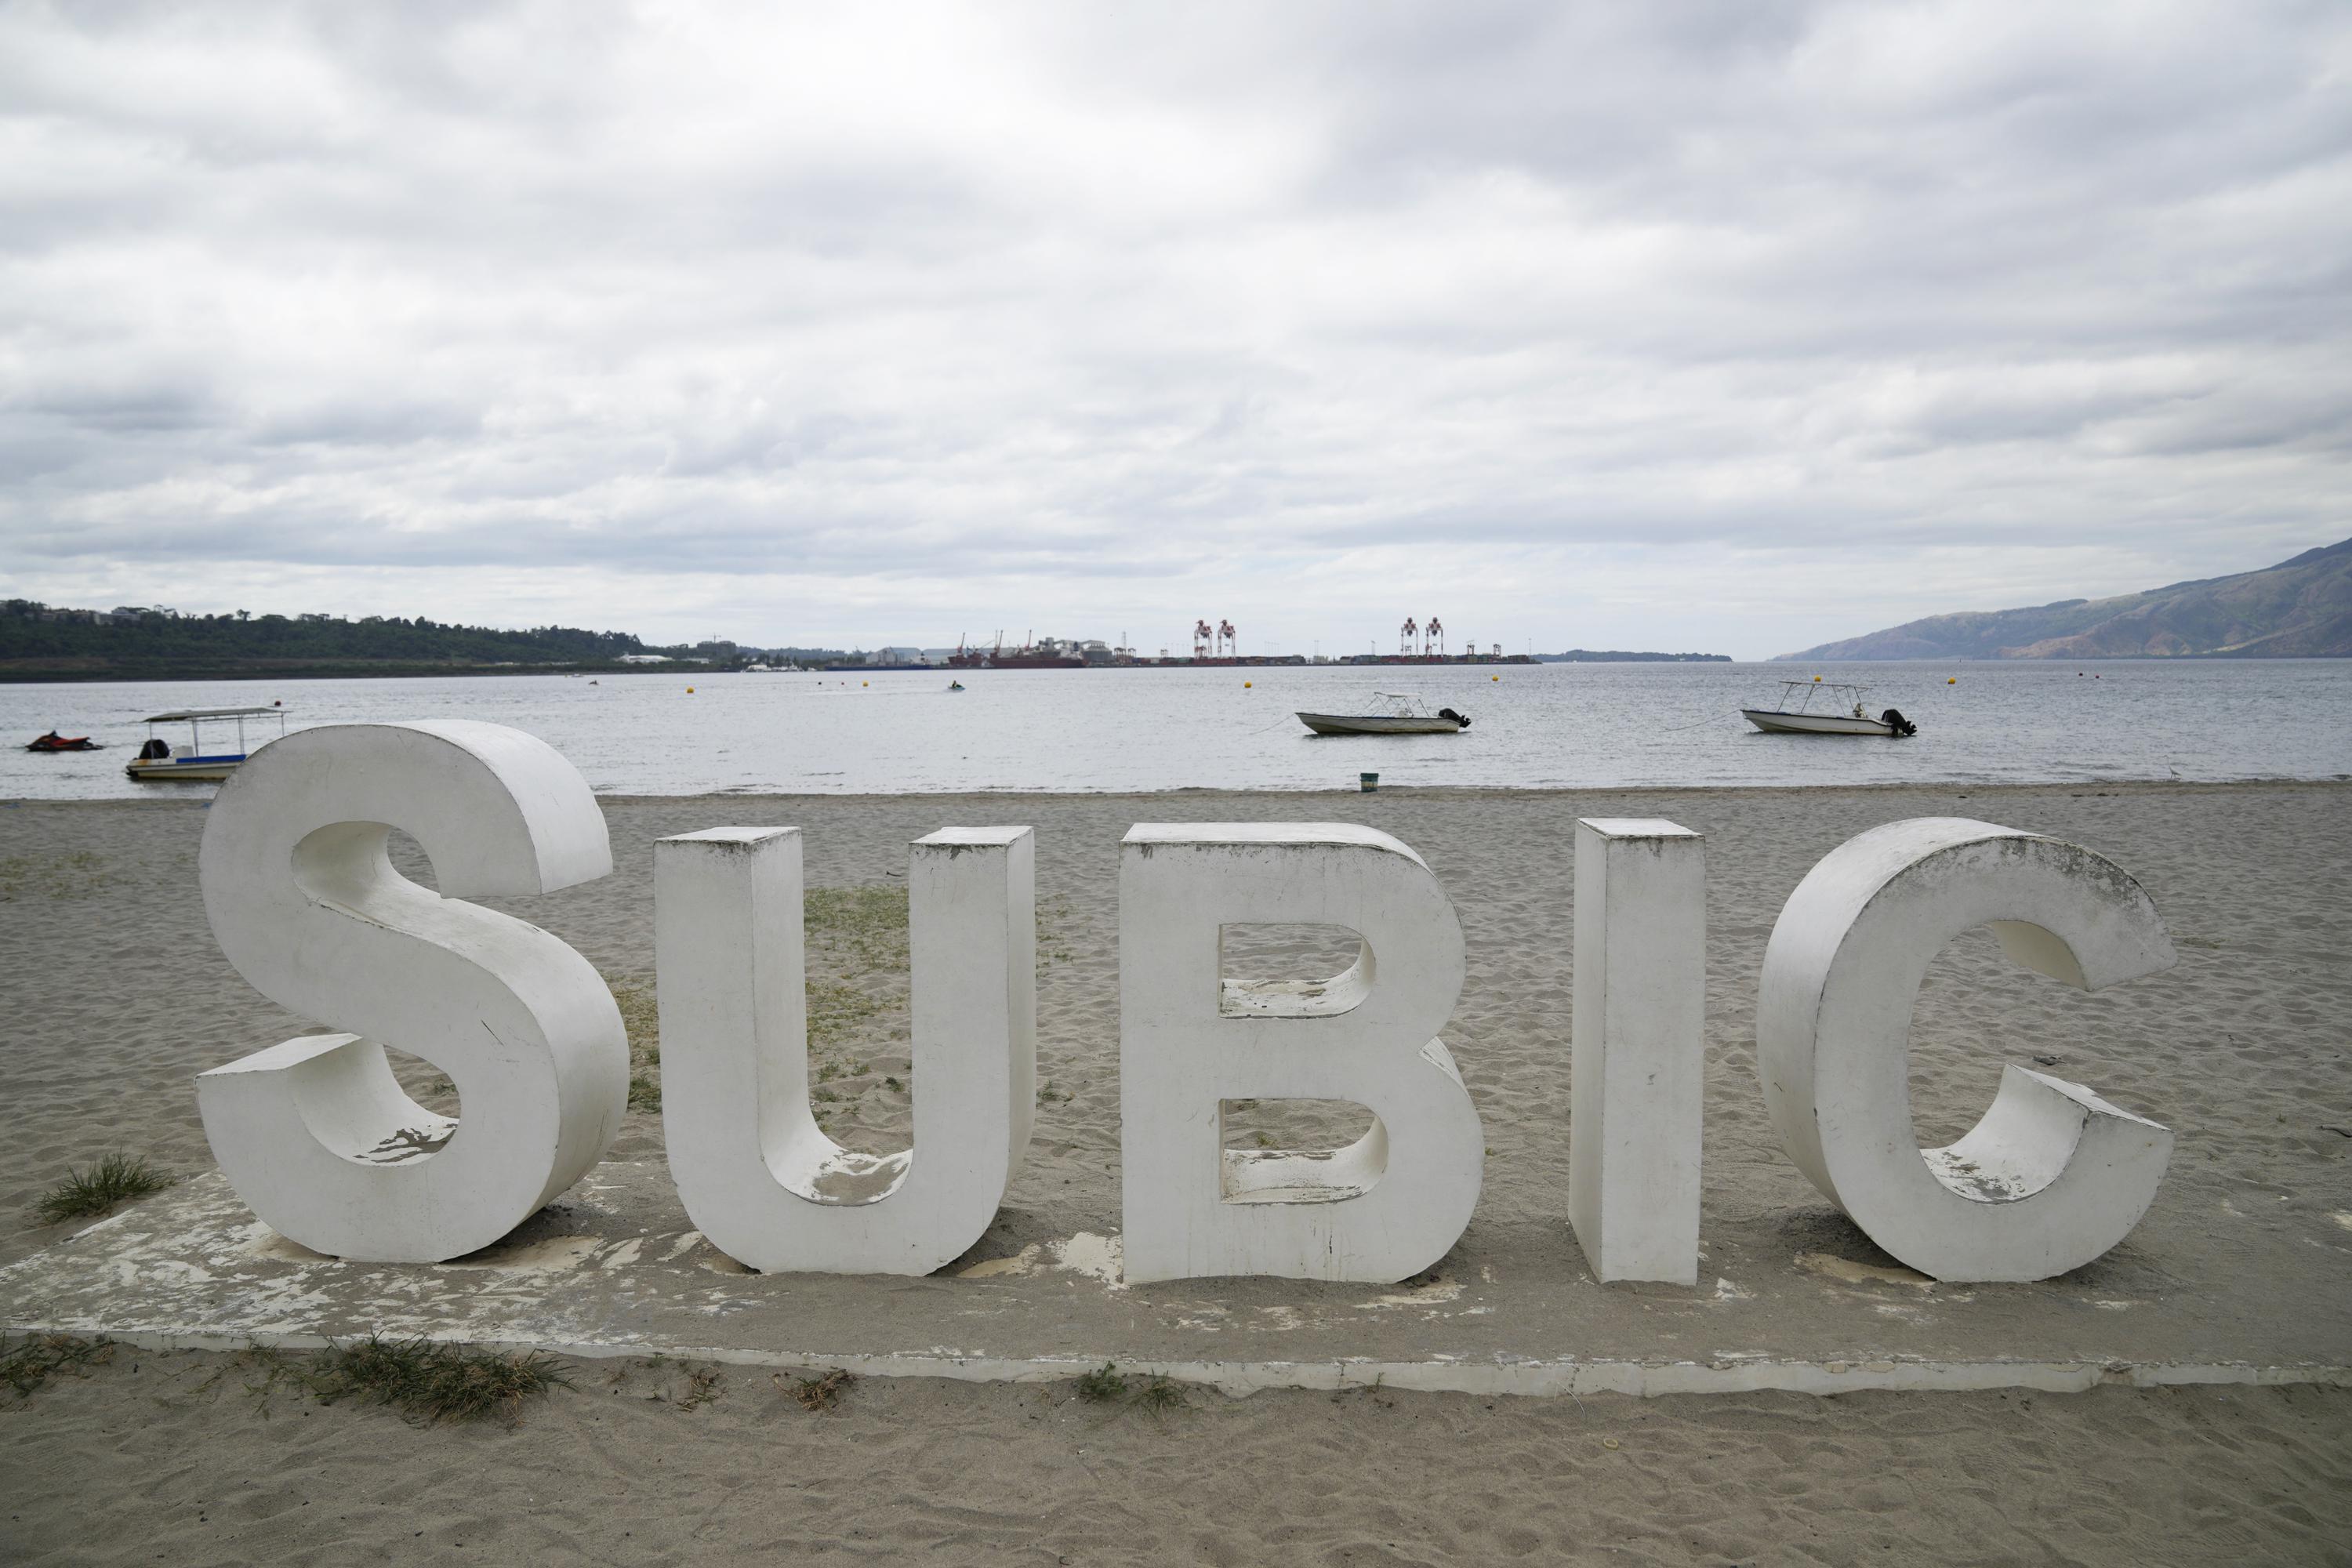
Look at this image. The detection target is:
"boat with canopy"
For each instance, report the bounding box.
[1741,681,1915,737]
[125,706,290,782]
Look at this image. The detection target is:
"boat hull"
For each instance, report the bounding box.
[1741,710,1894,736]
[1297,713,1466,735]
[125,756,245,782]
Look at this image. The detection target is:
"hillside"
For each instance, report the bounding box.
[1777,537,2352,661]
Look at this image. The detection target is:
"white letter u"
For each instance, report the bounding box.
[654,826,1035,1274]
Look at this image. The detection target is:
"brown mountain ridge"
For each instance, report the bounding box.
[1777,537,2352,661]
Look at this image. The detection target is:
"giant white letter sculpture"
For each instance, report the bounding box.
[197,721,628,1263]
[1757,818,2179,1282]
[655,826,1035,1273]
[1570,818,1705,1284]
[1119,824,1483,1284]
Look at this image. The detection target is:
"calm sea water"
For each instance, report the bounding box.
[2,661,2347,801]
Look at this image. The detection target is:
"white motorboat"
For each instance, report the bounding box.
[1297,691,1470,735]
[125,706,290,782]
[1742,681,1915,737]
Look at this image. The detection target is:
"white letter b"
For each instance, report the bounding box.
[1119,824,1483,1284]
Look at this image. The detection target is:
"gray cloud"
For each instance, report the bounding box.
[2,1,2347,657]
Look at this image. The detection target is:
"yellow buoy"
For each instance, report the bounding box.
[1492,674,1500,681]
[1243,681,1252,688]
[1813,674,1822,682]
[687,686,695,693]
[862,681,869,688]
[1948,677,1957,684]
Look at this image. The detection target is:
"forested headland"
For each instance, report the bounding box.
[0,601,841,681]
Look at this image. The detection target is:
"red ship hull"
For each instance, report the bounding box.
[946,652,1087,669]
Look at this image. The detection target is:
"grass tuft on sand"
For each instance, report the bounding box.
[36,1152,174,1225]
[295,1337,568,1426]
[1073,1362,1127,1403]
[1131,1374,1188,1417]
[671,1365,724,1410]
[608,975,663,1111]
[1070,1362,1190,1417]
[782,1368,855,1411]
[1,1334,115,1399]
[804,884,909,970]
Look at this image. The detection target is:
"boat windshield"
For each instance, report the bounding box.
[1771,681,1868,713]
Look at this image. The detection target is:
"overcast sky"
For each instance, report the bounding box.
[3,2,2347,658]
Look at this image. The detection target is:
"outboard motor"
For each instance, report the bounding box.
[1438,707,1469,728]
[1879,707,1915,738]
[140,737,171,760]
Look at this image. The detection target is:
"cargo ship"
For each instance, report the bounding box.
[946,633,1094,670]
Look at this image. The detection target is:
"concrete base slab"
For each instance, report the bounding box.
[5,1164,2347,1398]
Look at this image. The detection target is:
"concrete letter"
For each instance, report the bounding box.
[1757,818,2179,1282]
[655,826,1035,1273]
[1570,818,1704,1284]
[1119,824,1482,1284]
[197,721,627,1263]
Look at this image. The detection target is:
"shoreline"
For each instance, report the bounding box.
[13,775,2352,811]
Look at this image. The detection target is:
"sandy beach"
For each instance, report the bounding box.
[4,781,2350,1563]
